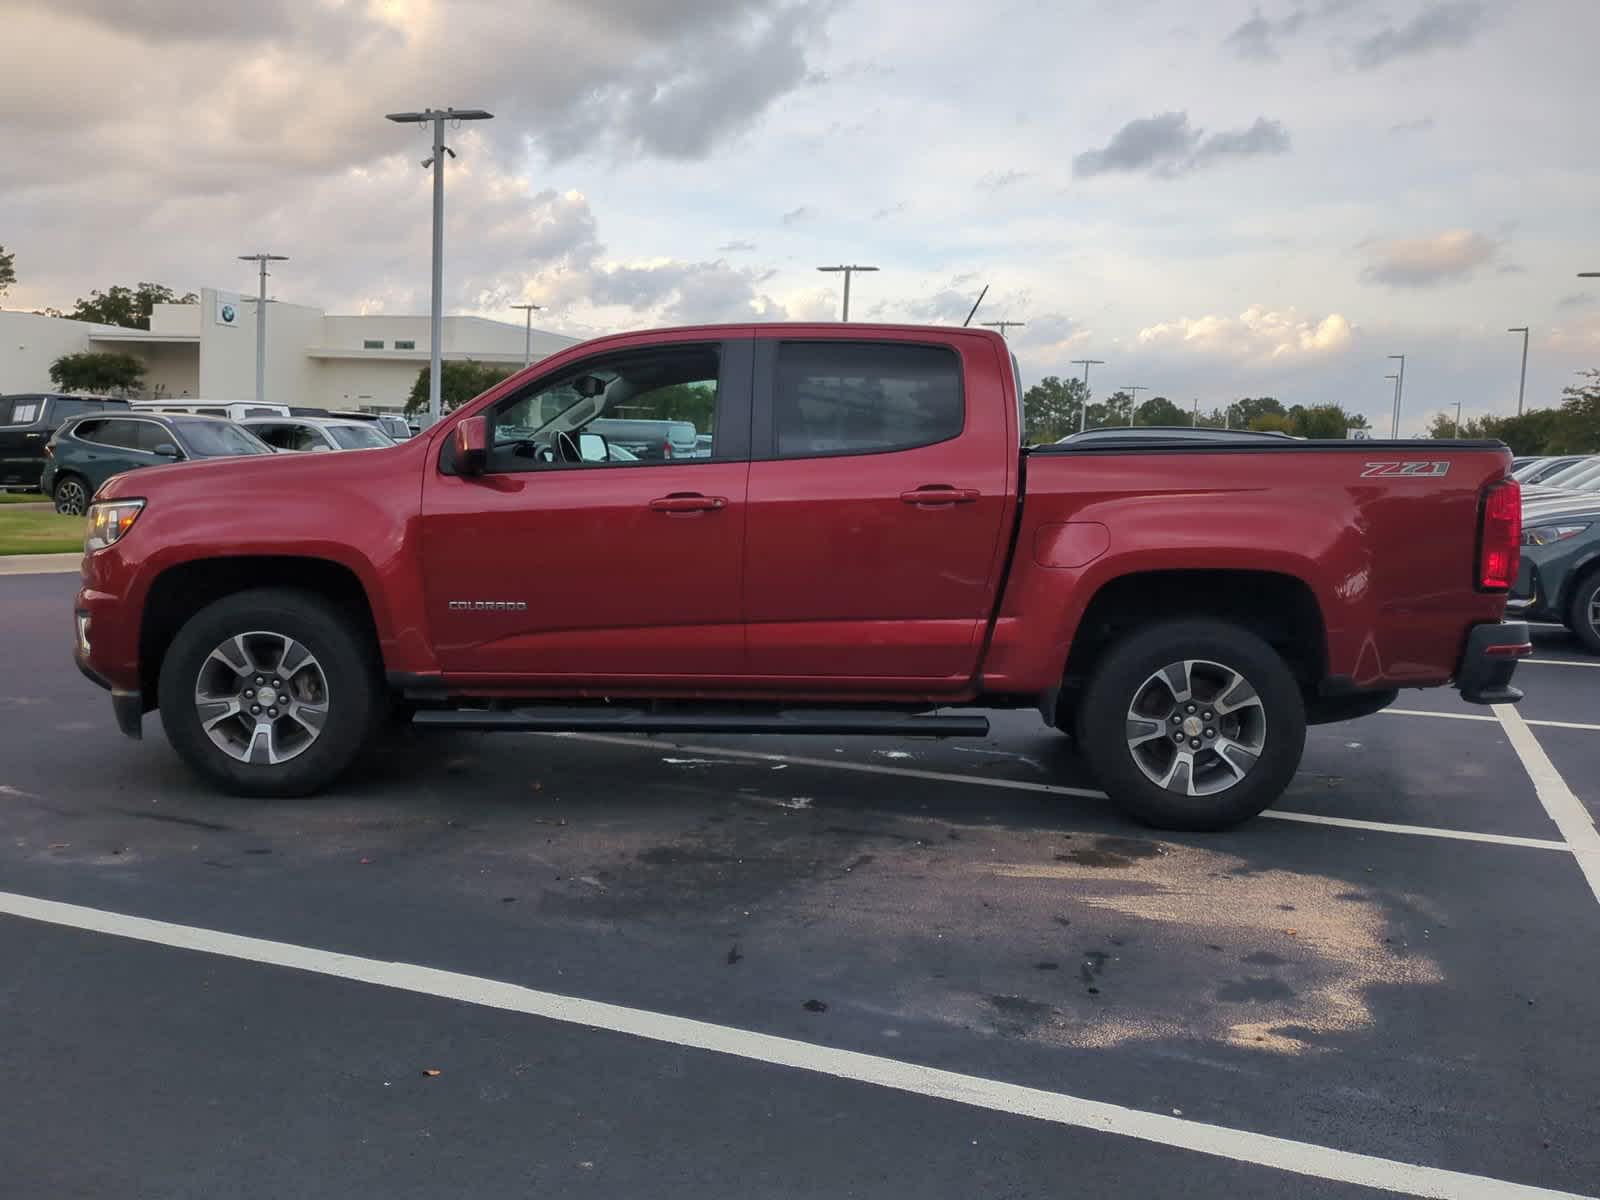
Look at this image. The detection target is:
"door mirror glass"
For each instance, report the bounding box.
[578,432,609,462]
[153,442,181,458]
[453,415,489,475]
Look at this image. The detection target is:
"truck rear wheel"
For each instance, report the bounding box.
[158,588,383,797]
[1075,619,1306,831]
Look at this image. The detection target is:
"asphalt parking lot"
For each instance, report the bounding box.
[3,568,1598,1199]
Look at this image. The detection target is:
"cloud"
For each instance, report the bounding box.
[1222,9,1307,61]
[1361,230,1496,287]
[1388,115,1436,135]
[1544,315,1600,354]
[871,202,907,220]
[1352,1,1486,69]
[716,240,757,252]
[1137,306,1354,363]
[1073,112,1290,178]
[779,204,815,226]
[977,168,1031,191]
[1559,292,1596,310]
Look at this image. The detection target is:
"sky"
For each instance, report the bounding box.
[0,0,1596,432]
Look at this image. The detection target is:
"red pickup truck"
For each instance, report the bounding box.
[73,324,1529,829]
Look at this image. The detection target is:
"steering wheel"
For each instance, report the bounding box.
[554,431,582,464]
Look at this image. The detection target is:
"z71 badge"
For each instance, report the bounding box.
[1360,461,1450,478]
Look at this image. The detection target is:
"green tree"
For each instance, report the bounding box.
[0,244,14,298]
[1021,375,1089,442]
[1135,396,1188,426]
[1551,370,1600,453]
[49,351,146,394]
[67,282,198,330]
[1291,404,1358,439]
[1232,397,1286,426]
[1249,412,1295,434]
[407,360,517,415]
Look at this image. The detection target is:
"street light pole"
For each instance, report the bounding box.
[238,253,288,408]
[1387,354,1406,438]
[386,106,494,427]
[1452,400,1464,437]
[1122,385,1148,427]
[1070,358,1104,433]
[980,320,1026,338]
[1192,398,1200,427]
[1506,327,1529,417]
[816,264,878,321]
[510,303,543,368]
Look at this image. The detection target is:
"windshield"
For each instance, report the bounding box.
[327,424,393,449]
[1541,458,1600,488]
[173,419,272,458]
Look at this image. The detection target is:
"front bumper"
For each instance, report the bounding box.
[1455,620,1531,705]
[75,651,144,738]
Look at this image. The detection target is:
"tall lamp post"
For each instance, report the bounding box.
[816,264,878,321]
[1452,399,1464,437]
[1387,354,1406,438]
[1070,358,1104,433]
[1506,327,1530,416]
[510,303,543,368]
[1122,384,1148,427]
[386,106,494,427]
[980,320,1026,338]
[238,253,288,408]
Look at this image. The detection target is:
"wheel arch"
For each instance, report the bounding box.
[139,557,382,708]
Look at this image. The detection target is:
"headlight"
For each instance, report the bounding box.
[85,500,145,553]
[1522,522,1590,547]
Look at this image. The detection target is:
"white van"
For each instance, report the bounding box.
[131,400,291,421]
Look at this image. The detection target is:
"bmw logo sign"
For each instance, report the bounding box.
[220,304,236,323]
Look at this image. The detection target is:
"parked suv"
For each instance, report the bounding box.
[0,393,130,490]
[43,413,272,514]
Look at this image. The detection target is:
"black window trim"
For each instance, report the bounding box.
[438,337,753,477]
[751,337,967,463]
[74,415,168,454]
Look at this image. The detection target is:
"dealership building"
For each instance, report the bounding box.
[0,288,578,412]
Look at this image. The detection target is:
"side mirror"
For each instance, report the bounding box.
[153,443,181,459]
[578,432,609,462]
[452,415,489,476]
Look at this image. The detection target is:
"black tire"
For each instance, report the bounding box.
[53,474,90,516]
[1074,619,1306,831]
[1567,567,1600,655]
[158,588,384,797]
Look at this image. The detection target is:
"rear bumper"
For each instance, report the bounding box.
[1455,620,1531,705]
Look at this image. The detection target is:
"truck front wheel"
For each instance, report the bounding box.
[158,588,383,797]
[1075,619,1306,831]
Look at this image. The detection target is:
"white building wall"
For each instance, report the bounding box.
[0,309,129,392]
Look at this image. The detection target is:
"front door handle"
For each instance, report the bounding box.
[650,493,727,513]
[900,486,981,506]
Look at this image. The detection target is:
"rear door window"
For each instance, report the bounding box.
[767,342,963,459]
[82,419,144,450]
[1,398,42,425]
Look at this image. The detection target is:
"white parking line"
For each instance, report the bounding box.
[547,733,1577,855]
[1384,710,1600,734]
[0,889,1588,1200]
[1525,658,1600,669]
[1493,705,1600,908]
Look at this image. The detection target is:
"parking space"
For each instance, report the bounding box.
[3,569,1599,1199]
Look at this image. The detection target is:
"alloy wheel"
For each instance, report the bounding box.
[1123,658,1268,797]
[55,479,87,516]
[193,631,330,765]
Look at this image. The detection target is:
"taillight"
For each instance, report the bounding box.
[1478,479,1521,591]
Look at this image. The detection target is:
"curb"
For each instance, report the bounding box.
[0,553,82,576]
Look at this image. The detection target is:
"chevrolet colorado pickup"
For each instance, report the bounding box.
[73,324,1530,829]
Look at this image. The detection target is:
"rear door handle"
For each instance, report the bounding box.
[650,493,727,513]
[900,486,981,506]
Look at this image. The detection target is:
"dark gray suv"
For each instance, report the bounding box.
[0,393,129,490]
[1510,490,1600,652]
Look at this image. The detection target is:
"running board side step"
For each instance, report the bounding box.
[412,708,990,738]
